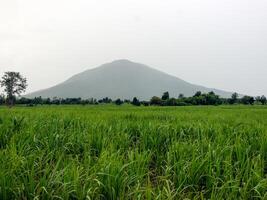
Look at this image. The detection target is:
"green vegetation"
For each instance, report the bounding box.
[1,105,267,199]
[8,91,266,107]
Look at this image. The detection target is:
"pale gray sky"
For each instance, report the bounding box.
[1,0,267,96]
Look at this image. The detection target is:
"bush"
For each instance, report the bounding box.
[241,96,255,105]
[176,102,188,106]
[165,98,177,106]
[114,99,123,105]
[150,96,162,105]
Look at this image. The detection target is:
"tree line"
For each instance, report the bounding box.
[0,91,266,107]
[0,71,266,107]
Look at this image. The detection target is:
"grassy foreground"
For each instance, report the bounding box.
[0,105,267,199]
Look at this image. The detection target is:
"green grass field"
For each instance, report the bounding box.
[1,105,267,199]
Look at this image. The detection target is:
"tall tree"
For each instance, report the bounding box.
[229,92,238,104]
[132,97,141,106]
[0,72,27,107]
[162,91,169,100]
[0,94,5,105]
[260,95,267,105]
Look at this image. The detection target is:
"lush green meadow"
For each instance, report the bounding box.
[0,105,267,199]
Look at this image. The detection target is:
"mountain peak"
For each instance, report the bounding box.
[99,59,146,71]
[111,59,133,63]
[107,59,137,67]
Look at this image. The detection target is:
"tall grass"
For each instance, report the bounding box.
[0,105,267,199]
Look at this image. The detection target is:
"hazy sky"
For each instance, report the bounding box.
[1,0,267,96]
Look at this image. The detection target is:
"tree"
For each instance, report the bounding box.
[259,95,267,105]
[165,98,177,106]
[249,97,255,105]
[124,99,131,103]
[52,97,60,105]
[241,96,254,105]
[132,97,141,106]
[44,98,51,105]
[178,93,184,99]
[141,101,150,106]
[208,91,215,96]
[229,92,238,104]
[255,96,261,103]
[205,92,221,105]
[114,98,123,105]
[193,91,202,97]
[0,94,5,105]
[33,96,43,105]
[150,96,162,105]
[161,91,169,100]
[0,72,27,107]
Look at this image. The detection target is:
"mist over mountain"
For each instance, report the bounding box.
[26,60,233,100]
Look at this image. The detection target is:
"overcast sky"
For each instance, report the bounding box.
[1,0,267,96]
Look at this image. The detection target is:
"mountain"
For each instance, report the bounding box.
[26,59,233,100]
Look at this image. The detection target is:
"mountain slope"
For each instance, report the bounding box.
[26,59,233,100]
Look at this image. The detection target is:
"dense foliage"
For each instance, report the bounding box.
[0,91,266,107]
[0,105,267,199]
